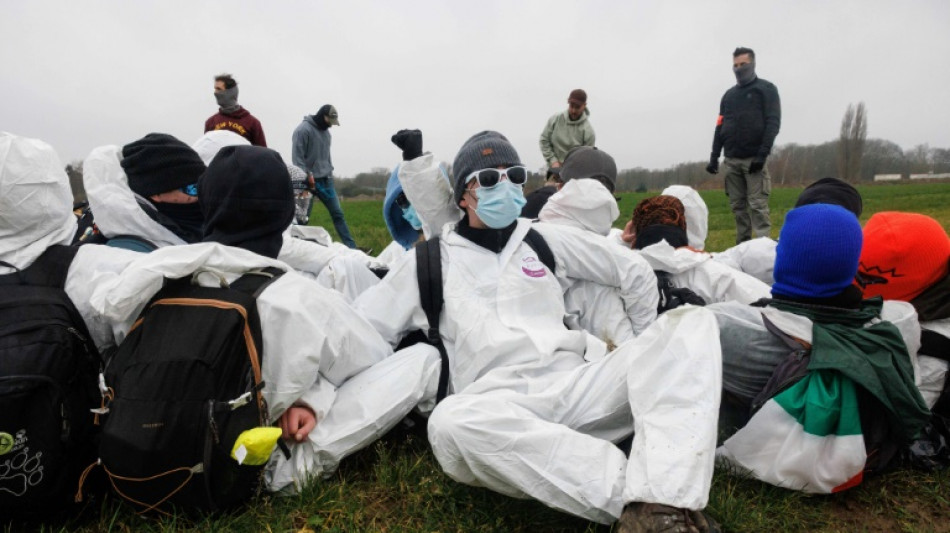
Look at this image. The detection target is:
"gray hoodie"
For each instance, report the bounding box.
[292,116,333,178]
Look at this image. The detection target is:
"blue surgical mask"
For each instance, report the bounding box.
[401,204,423,230]
[475,180,526,229]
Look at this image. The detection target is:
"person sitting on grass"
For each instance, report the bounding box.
[90,144,441,493]
[625,195,772,307]
[711,204,929,493]
[355,131,722,532]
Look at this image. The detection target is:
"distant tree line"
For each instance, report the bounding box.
[614,138,950,194]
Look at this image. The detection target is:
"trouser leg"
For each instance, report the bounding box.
[724,157,752,244]
[266,344,441,492]
[747,164,772,238]
[427,350,635,524]
[314,177,357,248]
[621,307,722,511]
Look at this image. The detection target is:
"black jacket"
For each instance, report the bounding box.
[711,77,781,160]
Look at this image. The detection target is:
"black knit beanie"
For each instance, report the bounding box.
[794,177,863,217]
[121,133,206,198]
[199,145,294,258]
[452,131,522,206]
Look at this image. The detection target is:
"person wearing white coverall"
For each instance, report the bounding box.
[83,132,380,302]
[626,195,772,306]
[377,129,461,266]
[0,132,140,353]
[88,144,442,493]
[353,131,722,530]
[537,146,649,349]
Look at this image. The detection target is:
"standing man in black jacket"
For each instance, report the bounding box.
[706,47,781,244]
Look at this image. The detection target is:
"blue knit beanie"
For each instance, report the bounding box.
[772,204,863,299]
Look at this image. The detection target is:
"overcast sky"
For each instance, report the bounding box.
[3,0,949,177]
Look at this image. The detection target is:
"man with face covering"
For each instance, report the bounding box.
[706,47,781,245]
[204,73,267,147]
[90,144,440,493]
[292,104,357,248]
[354,132,722,531]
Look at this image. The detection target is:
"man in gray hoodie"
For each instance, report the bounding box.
[292,104,356,248]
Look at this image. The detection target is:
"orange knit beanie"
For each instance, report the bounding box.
[858,212,950,301]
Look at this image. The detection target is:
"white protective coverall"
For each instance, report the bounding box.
[658,184,778,286]
[916,318,950,408]
[88,242,441,492]
[396,153,462,241]
[713,237,778,286]
[354,218,720,523]
[82,145,379,301]
[191,130,250,166]
[661,185,709,251]
[538,178,640,349]
[0,132,140,352]
[637,240,772,305]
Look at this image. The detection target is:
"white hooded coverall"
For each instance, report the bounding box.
[82,144,380,301]
[354,217,722,524]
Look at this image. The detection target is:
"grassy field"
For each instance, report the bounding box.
[12,181,950,533]
[315,181,950,253]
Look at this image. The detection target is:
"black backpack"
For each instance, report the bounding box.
[0,245,101,516]
[415,228,555,402]
[92,267,286,513]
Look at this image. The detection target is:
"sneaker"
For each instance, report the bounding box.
[617,502,720,533]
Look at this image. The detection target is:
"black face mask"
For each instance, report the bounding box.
[154,201,205,243]
[733,63,756,85]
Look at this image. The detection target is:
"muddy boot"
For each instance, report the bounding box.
[617,502,720,533]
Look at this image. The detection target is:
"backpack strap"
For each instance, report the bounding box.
[920,330,950,363]
[0,244,78,288]
[230,267,287,298]
[524,227,556,274]
[416,237,450,402]
[750,314,812,414]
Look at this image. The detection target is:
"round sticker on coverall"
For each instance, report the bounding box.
[521,256,546,278]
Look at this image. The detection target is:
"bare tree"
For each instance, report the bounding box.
[836,102,868,182]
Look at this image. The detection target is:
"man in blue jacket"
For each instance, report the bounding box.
[292,104,356,248]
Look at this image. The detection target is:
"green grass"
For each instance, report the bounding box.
[312,181,950,254]
[12,181,950,532]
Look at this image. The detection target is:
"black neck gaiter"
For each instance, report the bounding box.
[456,215,517,253]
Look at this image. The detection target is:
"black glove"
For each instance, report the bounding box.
[749,158,765,174]
[391,129,423,161]
[705,156,719,175]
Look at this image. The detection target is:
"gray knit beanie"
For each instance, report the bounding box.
[559,146,617,192]
[452,131,522,206]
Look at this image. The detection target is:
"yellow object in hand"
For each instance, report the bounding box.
[231,427,283,466]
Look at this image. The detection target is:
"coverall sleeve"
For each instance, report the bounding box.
[757,84,782,160]
[353,252,430,347]
[258,274,393,420]
[539,115,558,165]
[533,223,659,335]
